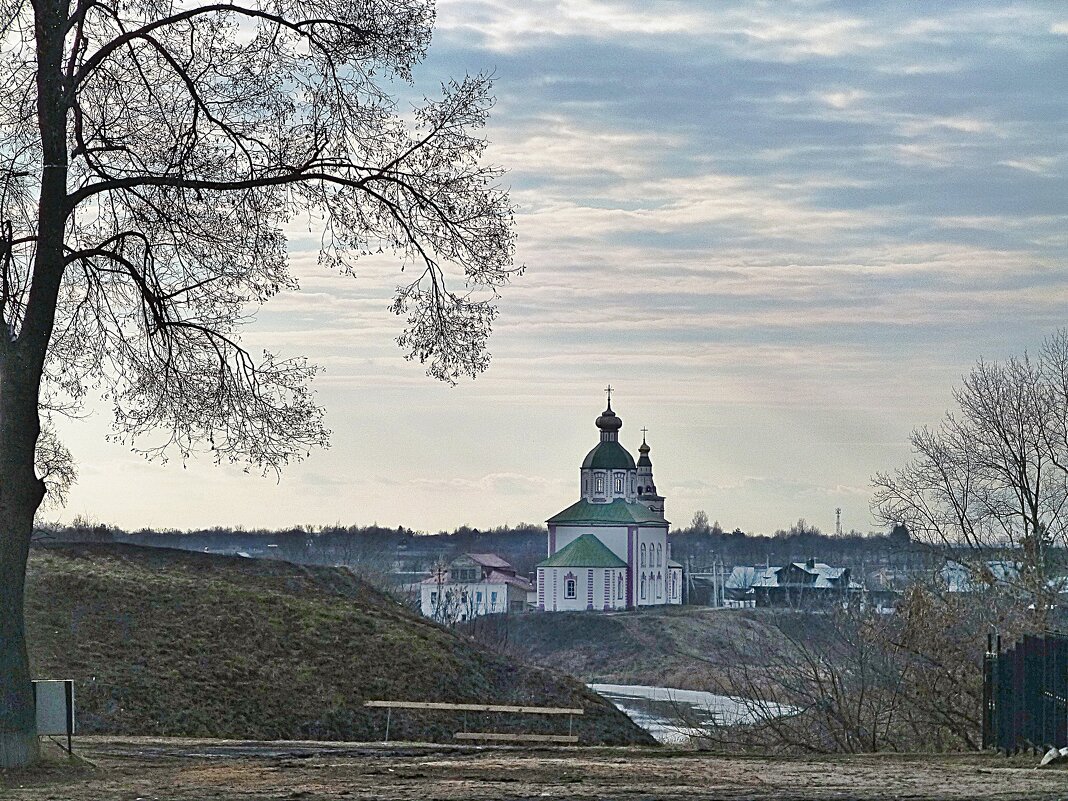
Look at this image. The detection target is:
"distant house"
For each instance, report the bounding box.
[864,567,908,613]
[725,559,861,607]
[420,553,533,623]
[723,566,771,607]
[939,560,1020,593]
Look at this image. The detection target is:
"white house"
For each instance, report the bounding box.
[537,395,683,611]
[421,553,533,623]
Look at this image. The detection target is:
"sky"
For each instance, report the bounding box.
[52,0,1068,536]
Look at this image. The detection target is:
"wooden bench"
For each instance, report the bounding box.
[363,699,584,744]
[454,732,579,744]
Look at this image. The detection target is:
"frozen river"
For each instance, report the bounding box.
[589,682,792,744]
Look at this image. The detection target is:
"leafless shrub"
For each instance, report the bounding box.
[699,595,1019,754]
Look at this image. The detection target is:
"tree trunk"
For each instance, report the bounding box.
[0,510,39,768]
[0,350,47,768]
[0,0,72,768]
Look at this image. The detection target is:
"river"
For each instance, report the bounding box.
[589,682,792,744]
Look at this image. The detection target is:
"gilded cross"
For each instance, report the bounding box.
[604,384,613,405]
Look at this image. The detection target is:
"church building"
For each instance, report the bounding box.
[536,393,683,611]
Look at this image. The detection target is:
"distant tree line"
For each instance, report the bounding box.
[668,514,921,573]
[37,513,928,585]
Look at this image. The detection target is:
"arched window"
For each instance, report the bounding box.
[583,476,589,494]
[618,573,624,601]
[565,578,576,599]
[657,573,663,597]
[640,543,646,567]
[671,573,678,598]
[640,573,646,599]
[614,474,623,494]
[657,544,662,567]
[595,473,604,493]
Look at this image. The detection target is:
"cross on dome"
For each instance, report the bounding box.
[604,384,613,408]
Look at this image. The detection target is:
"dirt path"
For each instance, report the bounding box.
[4,736,1067,800]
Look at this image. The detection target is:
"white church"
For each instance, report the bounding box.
[536,393,683,611]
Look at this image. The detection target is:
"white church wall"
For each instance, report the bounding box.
[537,566,630,612]
[552,525,629,562]
[635,526,669,606]
[668,566,683,605]
[546,525,674,609]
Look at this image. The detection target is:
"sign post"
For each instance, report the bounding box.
[32,680,75,754]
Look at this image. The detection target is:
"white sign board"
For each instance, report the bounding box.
[33,679,74,738]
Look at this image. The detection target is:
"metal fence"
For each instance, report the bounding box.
[984,632,1068,752]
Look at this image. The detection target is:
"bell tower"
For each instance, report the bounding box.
[636,429,664,516]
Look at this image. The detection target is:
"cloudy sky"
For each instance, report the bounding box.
[54,0,1067,535]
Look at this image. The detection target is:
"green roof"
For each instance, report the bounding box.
[538,533,627,568]
[581,441,636,470]
[546,498,668,526]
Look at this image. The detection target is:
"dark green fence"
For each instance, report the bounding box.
[984,633,1068,752]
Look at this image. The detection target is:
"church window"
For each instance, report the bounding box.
[657,574,663,597]
[618,573,624,600]
[640,573,647,599]
[640,543,646,567]
[565,578,576,599]
[595,474,605,493]
[671,574,678,598]
[614,474,623,494]
[583,476,589,494]
[657,544,663,567]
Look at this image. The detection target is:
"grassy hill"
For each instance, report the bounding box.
[24,545,651,745]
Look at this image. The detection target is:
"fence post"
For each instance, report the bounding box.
[983,630,996,750]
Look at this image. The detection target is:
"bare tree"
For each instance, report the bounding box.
[425,561,478,627]
[33,424,76,509]
[872,331,1068,630]
[0,0,517,766]
[691,509,710,534]
[700,609,908,754]
[701,601,993,754]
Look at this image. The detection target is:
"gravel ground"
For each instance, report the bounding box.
[3,736,1067,800]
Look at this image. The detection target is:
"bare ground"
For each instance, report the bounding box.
[3,737,1067,801]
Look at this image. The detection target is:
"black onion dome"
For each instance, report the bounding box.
[595,404,623,432]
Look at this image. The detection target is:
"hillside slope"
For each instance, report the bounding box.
[25,545,650,745]
[464,605,802,691]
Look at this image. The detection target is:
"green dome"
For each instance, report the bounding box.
[581,441,636,470]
